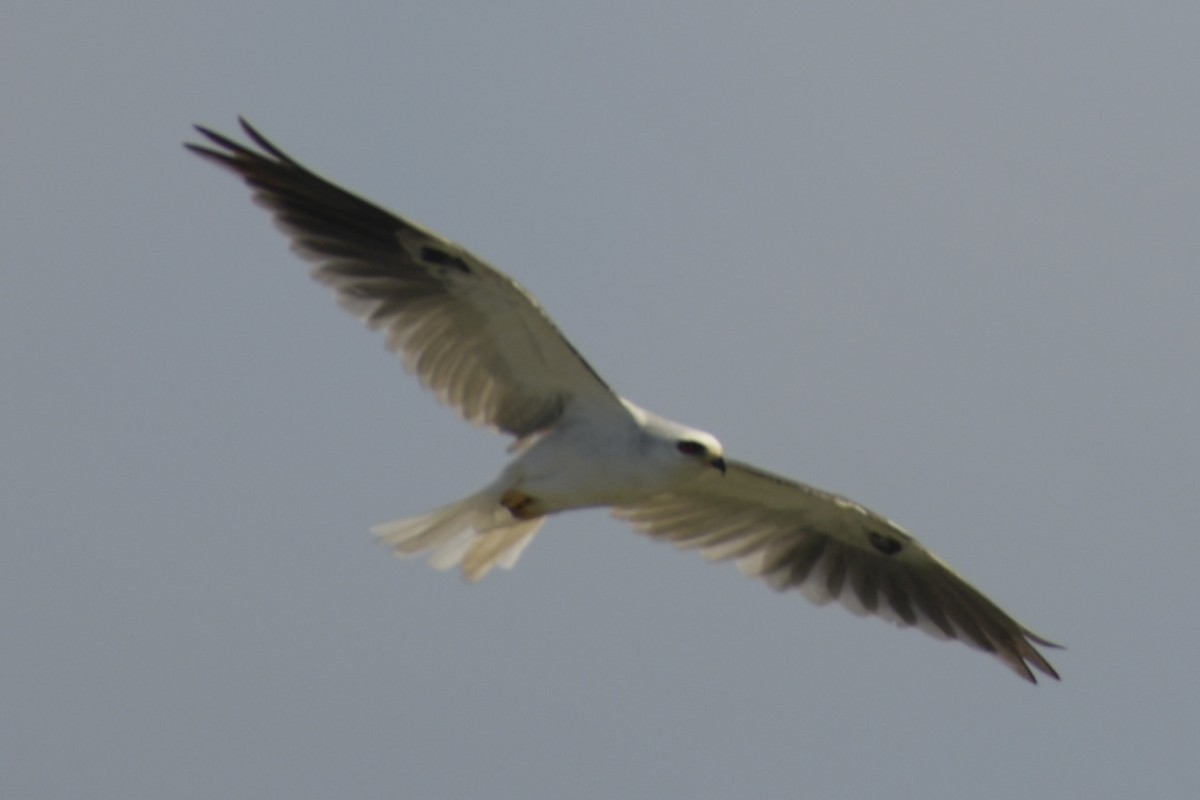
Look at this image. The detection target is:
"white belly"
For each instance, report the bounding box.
[496,418,700,513]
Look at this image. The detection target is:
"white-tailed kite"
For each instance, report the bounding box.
[187,119,1060,683]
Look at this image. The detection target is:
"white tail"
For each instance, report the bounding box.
[371,491,546,582]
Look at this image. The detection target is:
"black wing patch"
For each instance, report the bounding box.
[868,530,904,556]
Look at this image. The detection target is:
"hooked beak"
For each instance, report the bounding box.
[710,456,727,475]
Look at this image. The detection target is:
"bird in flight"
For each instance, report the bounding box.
[187,119,1059,683]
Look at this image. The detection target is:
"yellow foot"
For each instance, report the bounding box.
[500,489,542,520]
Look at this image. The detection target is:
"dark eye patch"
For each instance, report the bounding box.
[676,440,708,457]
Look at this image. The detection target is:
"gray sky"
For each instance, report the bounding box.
[5,3,1198,797]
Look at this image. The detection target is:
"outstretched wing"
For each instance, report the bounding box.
[187,119,623,438]
[615,460,1060,683]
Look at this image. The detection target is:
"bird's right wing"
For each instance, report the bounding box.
[187,119,625,439]
[615,460,1060,683]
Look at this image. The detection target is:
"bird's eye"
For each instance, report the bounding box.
[676,440,708,457]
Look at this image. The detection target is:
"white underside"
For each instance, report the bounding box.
[372,399,719,581]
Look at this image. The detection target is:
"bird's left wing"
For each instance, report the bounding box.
[614,460,1060,683]
[186,119,624,439]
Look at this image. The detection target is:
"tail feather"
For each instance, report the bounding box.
[460,523,542,580]
[371,491,546,582]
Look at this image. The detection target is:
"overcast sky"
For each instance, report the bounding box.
[5,3,1199,798]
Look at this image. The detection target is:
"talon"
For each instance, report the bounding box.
[500,489,541,520]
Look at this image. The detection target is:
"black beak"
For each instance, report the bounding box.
[710,456,727,475]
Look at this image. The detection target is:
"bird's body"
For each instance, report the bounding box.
[188,119,1060,683]
[372,399,724,579]
[497,400,723,514]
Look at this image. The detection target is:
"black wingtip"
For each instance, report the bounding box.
[184,120,253,164]
[235,116,295,163]
[184,117,296,168]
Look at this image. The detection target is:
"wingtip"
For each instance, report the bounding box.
[1018,626,1063,683]
[237,115,256,139]
[234,116,293,163]
[184,121,243,160]
[1018,638,1062,684]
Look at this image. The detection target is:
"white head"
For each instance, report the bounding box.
[623,400,726,476]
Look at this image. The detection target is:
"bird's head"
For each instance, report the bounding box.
[622,400,726,478]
